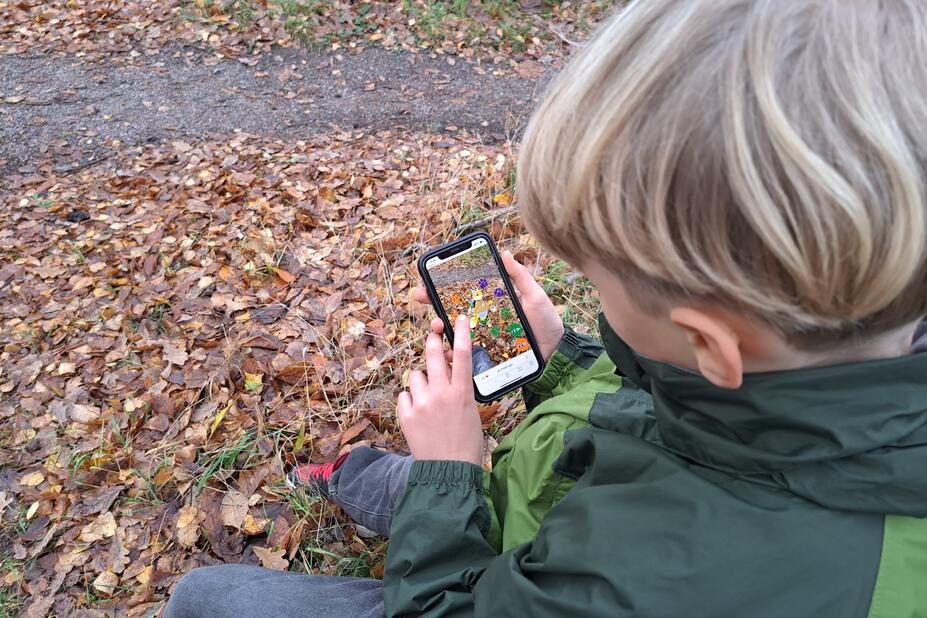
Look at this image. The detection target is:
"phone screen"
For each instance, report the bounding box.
[424,236,540,398]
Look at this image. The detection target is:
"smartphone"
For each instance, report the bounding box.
[418,232,545,402]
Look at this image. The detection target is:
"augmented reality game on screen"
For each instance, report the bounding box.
[425,240,538,396]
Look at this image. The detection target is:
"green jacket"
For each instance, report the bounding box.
[384,315,927,617]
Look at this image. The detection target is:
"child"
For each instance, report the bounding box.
[165,0,927,615]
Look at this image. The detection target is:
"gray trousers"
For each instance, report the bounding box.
[164,447,413,618]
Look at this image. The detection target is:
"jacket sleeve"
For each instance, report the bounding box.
[384,460,495,617]
[384,459,623,618]
[522,324,607,413]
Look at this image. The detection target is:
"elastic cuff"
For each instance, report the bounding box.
[408,460,484,490]
[525,324,586,395]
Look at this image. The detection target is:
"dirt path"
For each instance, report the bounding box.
[0,46,551,174]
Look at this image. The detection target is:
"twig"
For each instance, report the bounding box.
[547,25,584,48]
[58,152,114,176]
[452,205,517,235]
[401,241,429,258]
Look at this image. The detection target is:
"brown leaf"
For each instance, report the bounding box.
[220,490,249,529]
[237,461,275,497]
[74,486,123,517]
[253,546,289,570]
[275,361,317,386]
[175,506,203,547]
[274,268,296,283]
[93,570,119,596]
[69,403,101,423]
[79,511,117,543]
[162,341,189,366]
[478,401,501,423]
[340,418,372,447]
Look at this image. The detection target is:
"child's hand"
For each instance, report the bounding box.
[499,250,565,361]
[412,250,565,361]
[397,315,483,465]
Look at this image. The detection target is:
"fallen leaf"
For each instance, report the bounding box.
[136,565,154,585]
[69,404,100,423]
[209,401,234,437]
[220,490,249,529]
[253,546,289,570]
[57,362,76,376]
[340,418,371,446]
[242,514,271,535]
[243,372,263,392]
[274,268,296,283]
[79,511,117,543]
[175,505,203,547]
[20,471,45,486]
[162,341,189,366]
[93,570,119,596]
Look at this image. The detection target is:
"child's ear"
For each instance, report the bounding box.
[669,307,744,389]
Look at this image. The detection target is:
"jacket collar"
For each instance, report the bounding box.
[598,313,927,515]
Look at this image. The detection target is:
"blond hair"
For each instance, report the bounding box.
[518,0,927,347]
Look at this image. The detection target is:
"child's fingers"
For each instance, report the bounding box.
[502,251,543,301]
[451,315,473,387]
[424,332,450,383]
[412,287,432,305]
[408,370,428,401]
[396,391,413,422]
[430,318,444,335]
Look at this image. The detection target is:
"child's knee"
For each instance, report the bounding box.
[164,566,227,617]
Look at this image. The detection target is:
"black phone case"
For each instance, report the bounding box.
[417,231,546,403]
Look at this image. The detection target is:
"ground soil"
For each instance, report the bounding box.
[0,46,550,175]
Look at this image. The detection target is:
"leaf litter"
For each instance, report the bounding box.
[0,0,619,71]
[0,128,554,615]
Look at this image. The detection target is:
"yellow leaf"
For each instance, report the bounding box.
[136,565,153,585]
[25,502,39,520]
[209,401,234,438]
[20,471,45,486]
[493,193,511,206]
[242,514,270,535]
[244,372,263,393]
[293,423,306,452]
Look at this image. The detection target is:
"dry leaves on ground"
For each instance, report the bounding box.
[0,128,544,615]
[0,0,619,69]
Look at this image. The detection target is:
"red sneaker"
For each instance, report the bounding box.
[285,452,350,497]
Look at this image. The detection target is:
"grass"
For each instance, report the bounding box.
[183,0,341,48]
[270,482,388,578]
[147,301,172,334]
[181,0,616,54]
[0,547,24,617]
[69,242,86,265]
[194,430,262,495]
[542,259,599,336]
[272,0,339,47]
